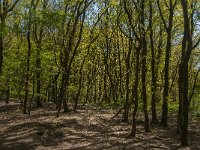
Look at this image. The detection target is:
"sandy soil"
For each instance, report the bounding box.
[0,101,199,150]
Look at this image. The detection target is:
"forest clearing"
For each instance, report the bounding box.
[0,101,199,150]
[0,0,200,149]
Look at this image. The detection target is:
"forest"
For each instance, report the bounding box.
[0,0,200,149]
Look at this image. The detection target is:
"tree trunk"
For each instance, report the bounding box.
[0,17,4,75]
[179,62,189,146]
[141,0,150,132]
[141,39,150,132]
[56,71,69,117]
[178,0,194,145]
[24,30,31,114]
[123,38,132,122]
[36,44,42,107]
[130,46,140,136]
[74,61,84,111]
[157,0,175,127]
[161,31,171,126]
[149,1,158,123]
[24,0,34,114]
[5,88,10,104]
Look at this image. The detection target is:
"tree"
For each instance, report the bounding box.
[178,0,200,146]
[0,0,20,75]
[123,0,150,134]
[24,0,35,114]
[157,0,179,126]
[149,0,158,123]
[56,0,93,117]
[32,0,48,107]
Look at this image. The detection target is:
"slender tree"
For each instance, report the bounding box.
[149,0,158,123]
[157,0,179,126]
[178,0,200,146]
[24,0,34,114]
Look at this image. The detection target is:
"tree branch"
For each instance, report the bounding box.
[189,68,200,102]
[5,0,20,14]
[123,0,140,42]
[156,0,168,30]
[192,37,200,50]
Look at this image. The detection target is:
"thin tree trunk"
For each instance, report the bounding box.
[149,1,158,123]
[24,30,31,114]
[157,0,176,127]
[123,37,132,122]
[161,31,171,126]
[0,17,4,75]
[141,0,150,132]
[24,0,34,114]
[130,46,140,136]
[36,44,42,107]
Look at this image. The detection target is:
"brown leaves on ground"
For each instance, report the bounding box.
[0,101,199,150]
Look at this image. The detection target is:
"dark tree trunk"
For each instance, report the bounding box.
[161,31,171,126]
[5,78,10,104]
[118,33,124,103]
[56,71,70,117]
[0,18,4,75]
[177,62,183,134]
[52,72,59,105]
[157,0,176,127]
[141,39,150,132]
[24,30,31,114]
[103,67,108,102]
[141,0,150,132]
[149,1,158,123]
[24,0,34,114]
[36,45,42,107]
[63,71,70,113]
[74,59,85,111]
[123,37,132,122]
[161,14,173,127]
[178,0,194,146]
[179,62,189,146]
[130,46,140,137]
[5,87,10,104]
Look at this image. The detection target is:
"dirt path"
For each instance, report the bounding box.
[0,101,199,150]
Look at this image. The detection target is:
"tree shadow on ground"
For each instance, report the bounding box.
[0,102,199,150]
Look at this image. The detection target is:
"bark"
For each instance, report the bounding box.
[5,86,10,104]
[158,0,176,127]
[56,72,70,117]
[0,17,4,75]
[123,37,132,122]
[149,1,158,123]
[141,0,150,132]
[24,29,31,114]
[161,30,171,126]
[36,44,42,107]
[118,33,124,102]
[74,56,86,111]
[130,46,140,137]
[178,0,194,146]
[24,0,34,114]
[56,1,88,116]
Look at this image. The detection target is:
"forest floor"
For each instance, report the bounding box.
[0,101,199,150]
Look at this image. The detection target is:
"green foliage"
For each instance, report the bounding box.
[0,0,199,119]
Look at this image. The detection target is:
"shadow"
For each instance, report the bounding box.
[0,102,20,113]
[0,102,200,150]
